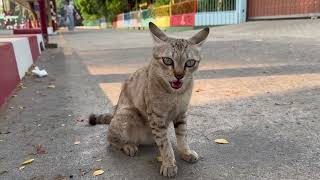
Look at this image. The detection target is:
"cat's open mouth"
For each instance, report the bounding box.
[170,80,183,89]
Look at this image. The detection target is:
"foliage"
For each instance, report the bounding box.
[153,0,171,7]
[74,0,127,22]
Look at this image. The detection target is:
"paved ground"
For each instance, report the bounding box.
[1,19,320,180]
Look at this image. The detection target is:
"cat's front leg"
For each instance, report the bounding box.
[174,114,199,163]
[149,112,177,177]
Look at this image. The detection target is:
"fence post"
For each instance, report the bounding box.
[236,0,247,23]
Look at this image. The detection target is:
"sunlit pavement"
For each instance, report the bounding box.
[1,20,320,179]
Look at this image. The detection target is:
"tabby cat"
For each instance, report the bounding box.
[89,22,209,177]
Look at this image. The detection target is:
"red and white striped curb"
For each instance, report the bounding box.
[0,34,44,107]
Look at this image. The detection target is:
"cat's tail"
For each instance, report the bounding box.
[88,113,112,125]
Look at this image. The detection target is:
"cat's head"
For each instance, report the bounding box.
[149,22,209,92]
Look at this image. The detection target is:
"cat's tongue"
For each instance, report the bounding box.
[170,80,183,89]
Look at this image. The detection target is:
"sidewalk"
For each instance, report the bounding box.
[0,20,320,179]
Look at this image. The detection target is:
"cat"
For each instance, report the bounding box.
[89,22,209,177]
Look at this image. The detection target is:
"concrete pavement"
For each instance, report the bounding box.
[0,19,320,179]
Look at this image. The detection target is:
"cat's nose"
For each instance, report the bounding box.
[174,73,184,80]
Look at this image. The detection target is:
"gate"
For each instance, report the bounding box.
[247,0,320,20]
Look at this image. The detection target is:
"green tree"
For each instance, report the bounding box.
[74,0,127,22]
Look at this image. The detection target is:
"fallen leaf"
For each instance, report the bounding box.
[0,131,11,134]
[75,117,84,122]
[74,141,80,145]
[214,139,229,144]
[195,89,205,92]
[21,158,34,165]
[79,169,85,176]
[47,85,56,89]
[34,144,48,154]
[19,166,25,170]
[96,159,102,162]
[79,169,90,176]
[93,169,104,176]
[26,71,32,76]
[0,170,8,175]
[155,156,162,162]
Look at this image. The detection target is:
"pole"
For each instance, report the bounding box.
[39,0,48,44]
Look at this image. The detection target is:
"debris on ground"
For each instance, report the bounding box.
[21,158,34,165]
[53,175,67,180]
[75,117,84,122]
[155,156,162,162]
[93,169,104,176]
[214,139,230,144]
[34,144,48,154]
[18,166,25,170]
[79,169,90,176]
[0,131,11,135]
[47,85,56,89]
[0,170,8,175]
[74,140,80,145]
[195,89,205,92]
[32,66,48,78]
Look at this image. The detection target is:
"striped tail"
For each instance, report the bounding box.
[89,113,113,125]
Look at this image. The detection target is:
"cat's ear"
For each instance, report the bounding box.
[189,27,210,47]
[149,22,168,44]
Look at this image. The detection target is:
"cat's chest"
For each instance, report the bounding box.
[167,93,191,119]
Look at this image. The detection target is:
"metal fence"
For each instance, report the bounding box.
[197,0,236,12]
[112,0,246,29]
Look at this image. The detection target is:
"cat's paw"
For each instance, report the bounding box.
[122,144,138,157]
[160,163,178,177]
[180,150,199,163]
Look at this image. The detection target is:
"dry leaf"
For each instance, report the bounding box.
[195,89,205,92]
[76,117,84,122]
[21,158,34,165]
[214,139,229,144]
[26,71,32,76]
[34,144,48,154]
[19,166,25,170]
[96,159,102,162]
[93,169,104,176]
[53,175,67,180]
[47,85,56,89]
[155,156,162,162]
[74,141,80,145]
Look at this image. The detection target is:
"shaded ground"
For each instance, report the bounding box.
[0,19,320,179]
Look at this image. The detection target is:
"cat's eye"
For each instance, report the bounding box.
[185,60,196,67]
[162,57,174,66]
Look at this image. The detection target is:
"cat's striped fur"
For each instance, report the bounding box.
[89,22,209,177]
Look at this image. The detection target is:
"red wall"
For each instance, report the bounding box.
[248,0,320,18]
[170,13,195,27]
[0,43,20,106]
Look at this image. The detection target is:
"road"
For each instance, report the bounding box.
[0,19,320,179]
